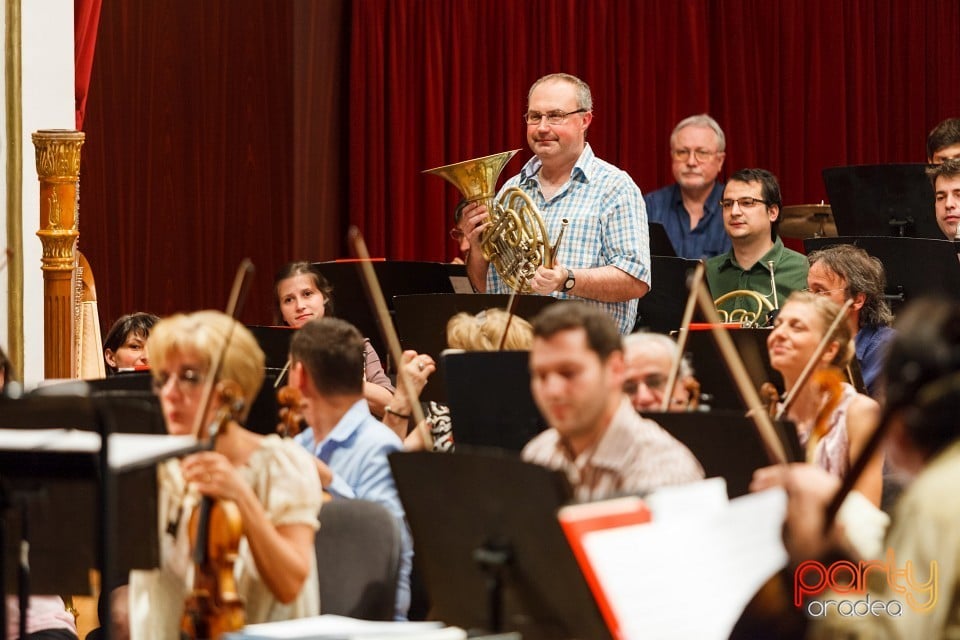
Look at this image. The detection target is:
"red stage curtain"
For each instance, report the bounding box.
[347,0,960,262]
[74,0,101,130]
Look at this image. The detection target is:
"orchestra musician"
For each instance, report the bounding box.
[767,291,884,506]
[644,114,731,260]
[927,117,960,164]
[753,298,960,638]
[273,262,395,416]
[286,317,413,621]
[521,302,703,502]
[132,311,322,635]
[622,332,698,413]
[805,244,895,399]
[383,308,535,451]
[458,72,650,334]
[102,312,159,375]
[706,168,808,322]
[927,158,960,242]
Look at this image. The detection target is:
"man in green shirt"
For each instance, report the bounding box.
[705,168,807,325]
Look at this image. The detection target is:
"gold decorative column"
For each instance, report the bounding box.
[33,130,84,379]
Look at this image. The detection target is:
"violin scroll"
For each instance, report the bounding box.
[276,386,307,437]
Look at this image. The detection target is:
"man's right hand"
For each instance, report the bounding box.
[459,202,490,253]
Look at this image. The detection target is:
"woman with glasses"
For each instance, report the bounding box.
[139,311,323,632]
[273,261,394,417]
[766,291,883,506]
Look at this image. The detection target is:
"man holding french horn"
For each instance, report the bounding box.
[459,73,651,334]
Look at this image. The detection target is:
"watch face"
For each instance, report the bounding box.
[563,275,575,290]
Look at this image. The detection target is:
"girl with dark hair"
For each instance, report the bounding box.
[273,262,394,416]
[102,312,160,374]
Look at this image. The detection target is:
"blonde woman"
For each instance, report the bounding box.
[767,291,883,506]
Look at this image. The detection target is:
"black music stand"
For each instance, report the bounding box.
[634,256,705,333]
[441,351,547,452]
[389,450,612,640]
[247,325,296,370]
[0,394,198,640]
[684,328,783,411]
[74,369,281,437]
[643,411,802,498]
[648,222,677,257]
[805,236,960,310]
[312,261,470,366]
[822,164,939,238]
[395,293,556,403]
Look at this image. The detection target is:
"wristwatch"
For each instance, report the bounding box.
[561,268,575,292]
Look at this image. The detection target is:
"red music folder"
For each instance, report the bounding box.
[557,497,652,640]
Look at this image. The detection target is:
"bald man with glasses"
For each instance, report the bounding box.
[458,72,650,334]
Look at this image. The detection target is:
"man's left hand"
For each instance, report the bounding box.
[530,262,566,295]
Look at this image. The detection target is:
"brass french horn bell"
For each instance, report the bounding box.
[424,150,568,292]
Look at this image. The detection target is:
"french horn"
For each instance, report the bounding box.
[425,150,568,292]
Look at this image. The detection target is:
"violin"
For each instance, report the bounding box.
[182,260,254,640]
[276,385,307,438]
[182,385,246,640]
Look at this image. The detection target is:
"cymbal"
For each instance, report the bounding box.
[778,204,837,239]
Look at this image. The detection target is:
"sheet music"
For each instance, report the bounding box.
[231,614,464,639]
[579,488,788,640]
[0,429,198,470]
[449,275,474,294]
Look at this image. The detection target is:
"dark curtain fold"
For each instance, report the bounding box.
[74,0,102,129]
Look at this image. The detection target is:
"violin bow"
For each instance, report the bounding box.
[191,259,256,440]
[775,299,854,421]
[693,279,789,465]
[349,228,432,448]
[661,262,705,412]
[497,288,520,351]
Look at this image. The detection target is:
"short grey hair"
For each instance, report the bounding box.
[670,114,726,152]
[622,332,694,379]
[528,73,593,112]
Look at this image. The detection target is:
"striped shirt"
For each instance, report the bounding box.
[521,397,704,502]
[486,144,651,334]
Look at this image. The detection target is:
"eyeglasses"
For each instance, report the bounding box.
[623,374,668,396]
[671,148,720,163]
[152,367,205,394]
[522,109,587,126]
[802,287,847,297]
[449,228,465,242]
[719,197,770,210]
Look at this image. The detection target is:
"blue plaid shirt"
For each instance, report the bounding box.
[486,144,650,333]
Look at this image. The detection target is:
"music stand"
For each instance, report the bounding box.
[0,394,198,640]
[441,351,546,452]
[247,325,296,370]
[634,256,705,333]
[389,450,612,640]
[395,293,556,403]
[805,236,960,310]
[312,261,470,365]
[684,328,783,411]
[74,369,281,437]
[648,222,677,257]
[822,164,939,238]
[643,411,803,498]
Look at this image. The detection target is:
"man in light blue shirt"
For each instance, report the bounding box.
[460,73,650,334]
[289,317,412,621]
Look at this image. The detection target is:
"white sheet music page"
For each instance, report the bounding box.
[232,614,464,639]
[579,487,788,640]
